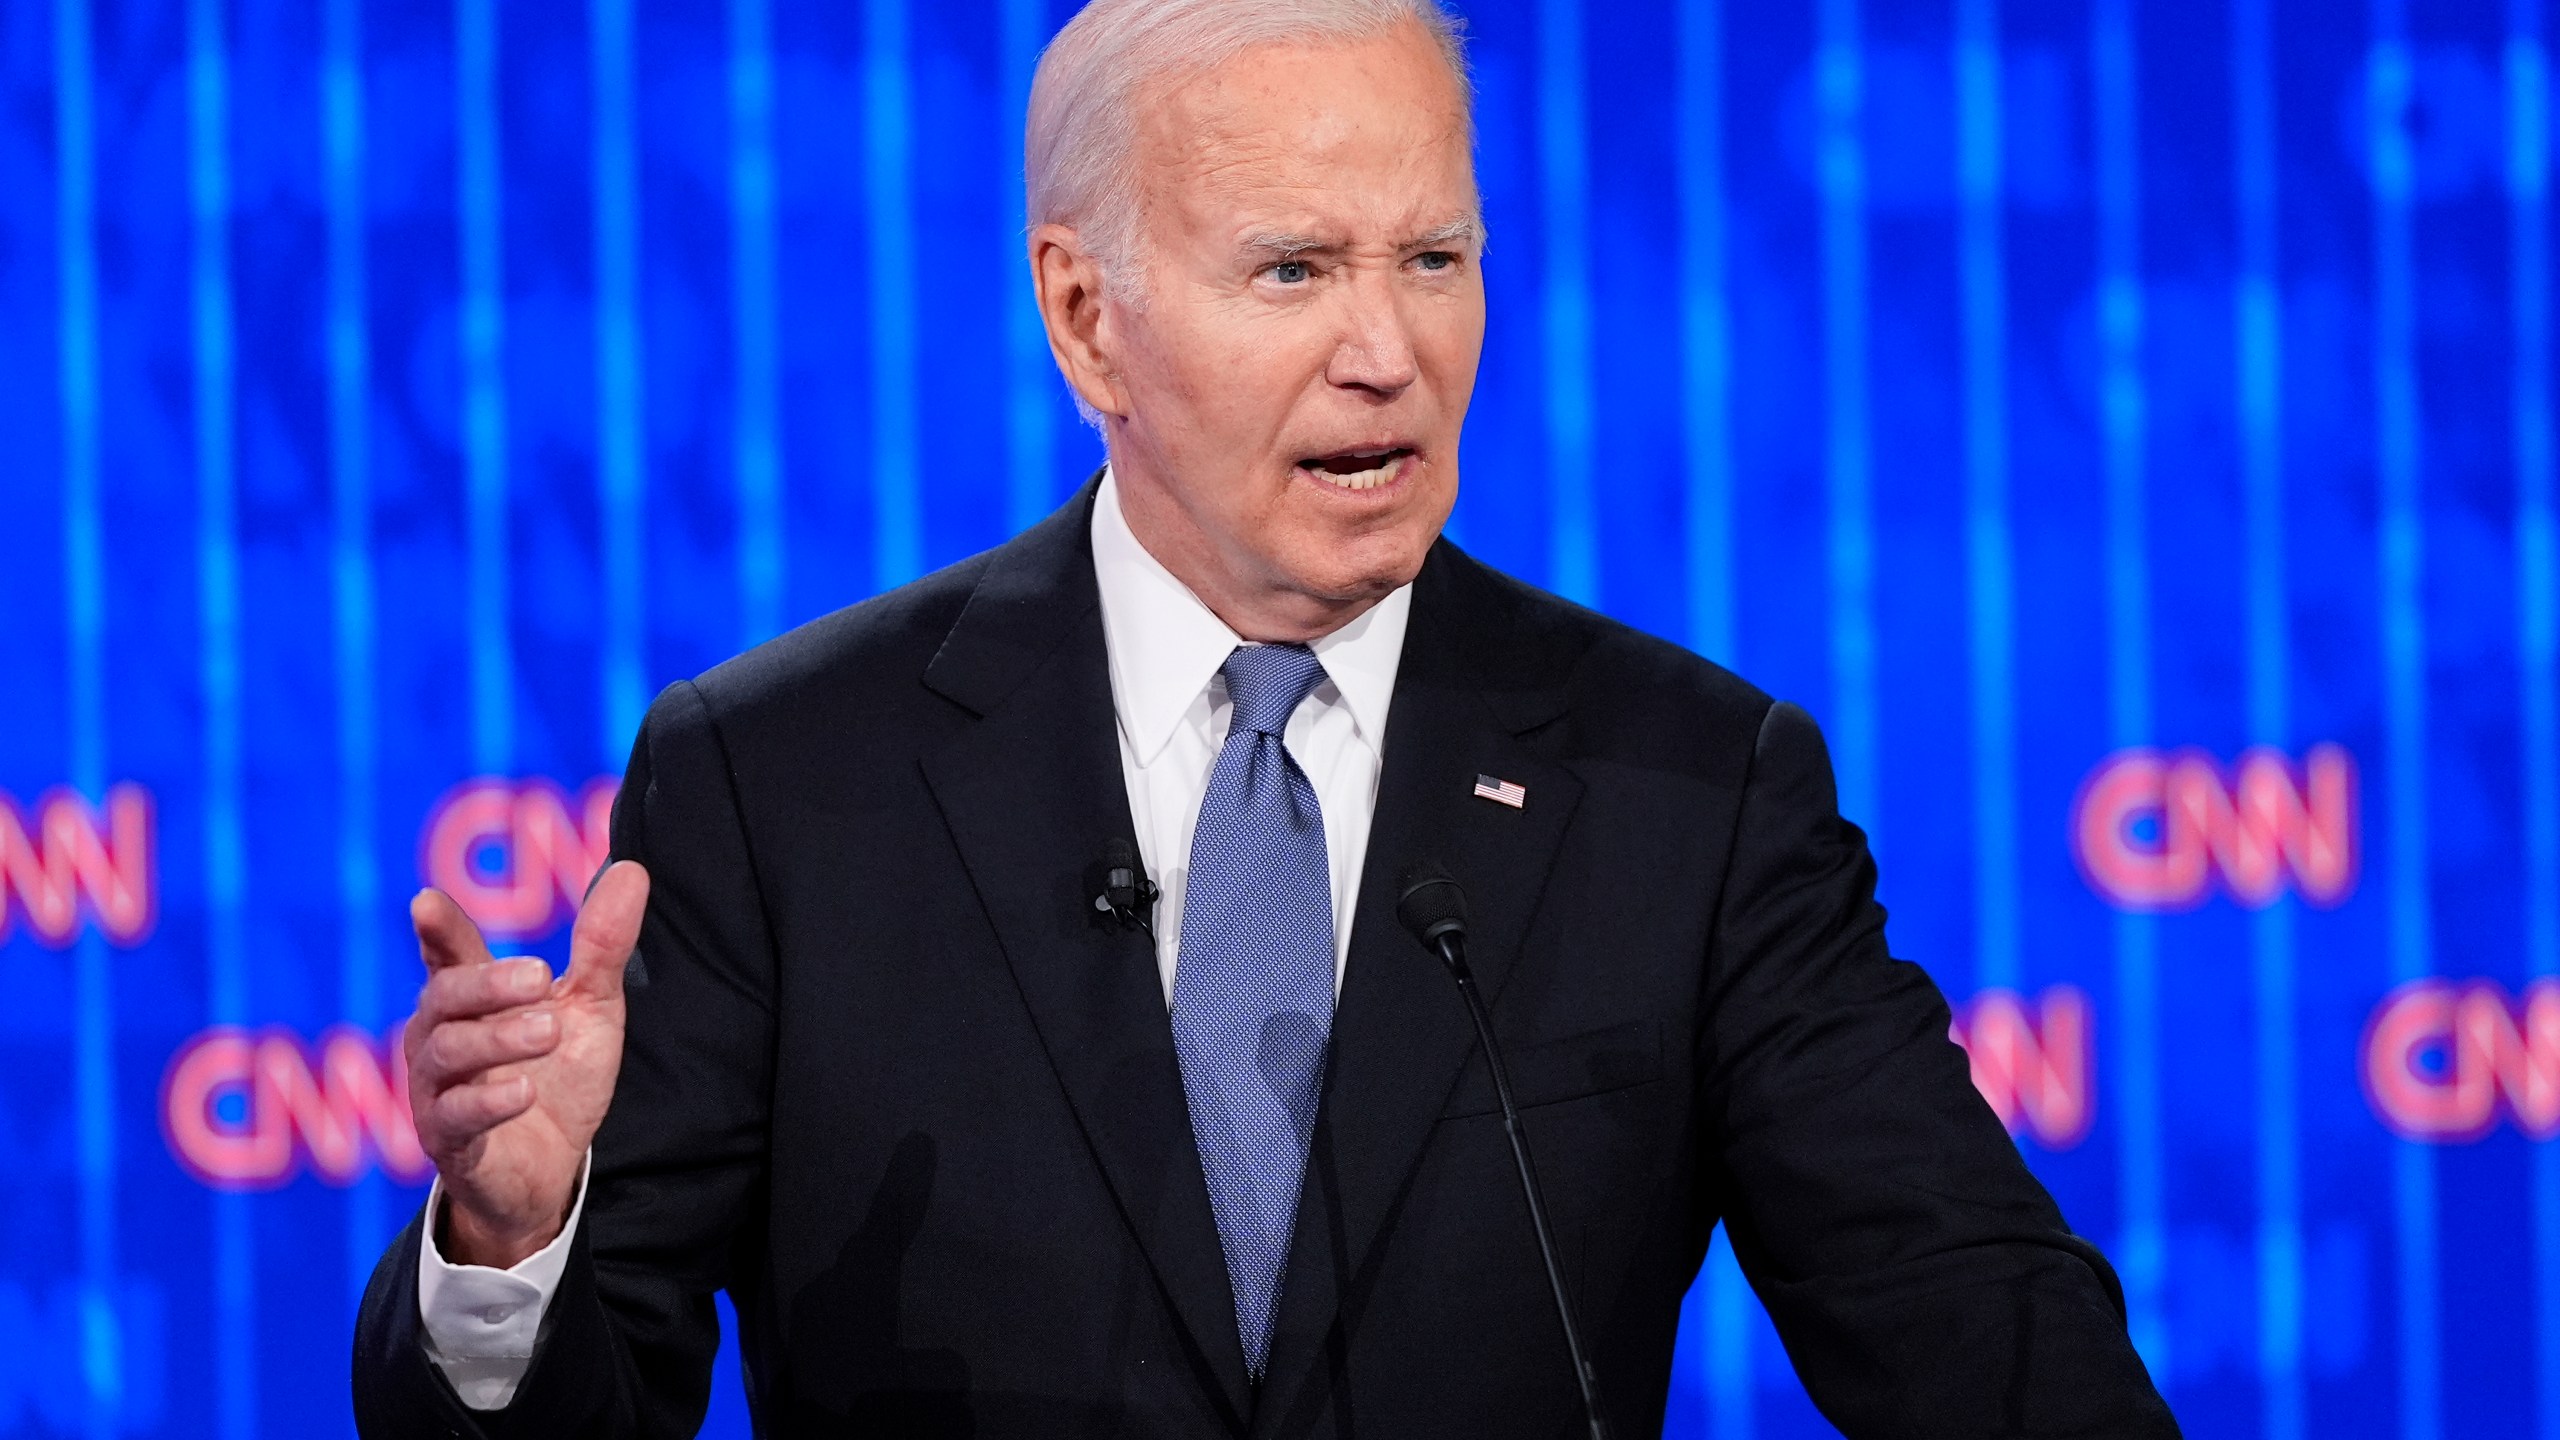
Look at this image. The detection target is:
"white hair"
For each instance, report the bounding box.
[1025,0,1472,291]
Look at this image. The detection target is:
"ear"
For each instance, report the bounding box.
[1029,223,1128,421]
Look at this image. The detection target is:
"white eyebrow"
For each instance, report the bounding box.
[1239,231,1330,259]
[1406,216,1482,249]
[1236,216,1483,261]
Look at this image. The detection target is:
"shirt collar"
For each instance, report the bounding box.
[1091,467,1411,766]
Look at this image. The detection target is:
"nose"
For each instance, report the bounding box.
[1324,274,1420,399]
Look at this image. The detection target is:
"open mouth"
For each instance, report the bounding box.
[1296,447,1414,494]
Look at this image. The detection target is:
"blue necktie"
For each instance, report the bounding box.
[1171,643,1337,1380]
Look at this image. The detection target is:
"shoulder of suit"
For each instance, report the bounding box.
[670,545,999,734]
[1436,546,1775,739]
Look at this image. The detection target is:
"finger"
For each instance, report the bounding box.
[415,1009,561,1088]
[562,861,649,1002]
[416,955,555,1033]
[412,888,495,974]
[429,1075,537,1142]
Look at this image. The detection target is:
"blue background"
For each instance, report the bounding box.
[1,0,2554,1434]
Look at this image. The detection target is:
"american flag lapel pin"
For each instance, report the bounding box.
[1472,774,1527,809]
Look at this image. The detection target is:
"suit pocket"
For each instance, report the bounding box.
[1435,1018,1664,1119]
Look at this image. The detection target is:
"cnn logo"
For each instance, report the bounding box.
[161,1026,431,1188]
[2364,979,2560,1143]
[0,783,154,947]
[2070,745,2357,911]
[420,777,618,941]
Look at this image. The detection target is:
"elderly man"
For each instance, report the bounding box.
[352,1,2178,1436]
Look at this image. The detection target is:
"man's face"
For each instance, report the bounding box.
[1075,20,1484,635]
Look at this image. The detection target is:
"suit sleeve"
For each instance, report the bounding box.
[353,679,777,1438]
[1699,701,2178,1439]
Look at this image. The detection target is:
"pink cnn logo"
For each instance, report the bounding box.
[2363,979,2560,1144]
[1951,986,2093,1150]
[161,1026,432,1189]
[419,777,618,941]
[0,784,154,948]
[2070,746,2357,911]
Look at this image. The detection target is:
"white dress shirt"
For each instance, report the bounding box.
[415,1157,590,1409]
[419,469,1412,1407]
[1090,470,1410,996]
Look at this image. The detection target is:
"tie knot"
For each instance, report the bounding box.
[1221,644,1327,737]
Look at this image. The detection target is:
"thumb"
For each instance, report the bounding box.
[562,860,650,1001]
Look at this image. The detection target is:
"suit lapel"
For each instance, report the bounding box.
[1254,545,1586,1431]
[918,485,1254,1424]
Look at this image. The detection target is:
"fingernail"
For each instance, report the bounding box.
[508,959,551,994]
[521,1011,557,1043]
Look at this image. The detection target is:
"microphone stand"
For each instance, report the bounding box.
[1425,924,1611,1440]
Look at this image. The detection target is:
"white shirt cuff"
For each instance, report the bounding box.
[415,1154,592,1411]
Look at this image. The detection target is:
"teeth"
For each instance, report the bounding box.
[1311,456,1400,492]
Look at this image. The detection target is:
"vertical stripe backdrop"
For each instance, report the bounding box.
[0,0,2551,1435]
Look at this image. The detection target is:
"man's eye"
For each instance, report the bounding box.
[1414,251,1457,272]
[1270,260,1312,284]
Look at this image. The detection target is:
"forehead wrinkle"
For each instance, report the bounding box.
[1129,39,1482,279]
[1144,42,1474,187]
[1165,135,1325,227]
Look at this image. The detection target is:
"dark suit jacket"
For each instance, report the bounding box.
[353,482,2177,1438]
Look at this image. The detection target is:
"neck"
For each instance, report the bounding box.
[1111,463,1386,646]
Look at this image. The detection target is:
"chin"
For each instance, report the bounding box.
[1287,533,1434,605]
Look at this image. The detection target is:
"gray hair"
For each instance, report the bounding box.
[1026,0,1472,292]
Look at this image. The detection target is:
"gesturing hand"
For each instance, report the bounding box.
[404,860,650,1269]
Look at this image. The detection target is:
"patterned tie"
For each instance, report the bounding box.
[1171,643,1337,1380]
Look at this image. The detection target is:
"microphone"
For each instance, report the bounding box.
[1398,863,1610,1440]
[1089,837,1158,939]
